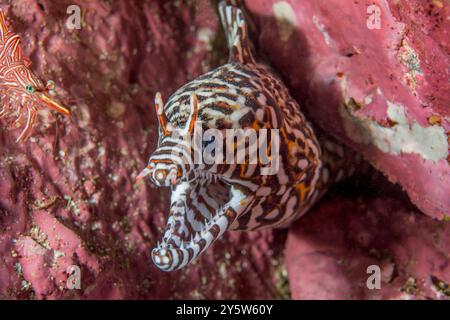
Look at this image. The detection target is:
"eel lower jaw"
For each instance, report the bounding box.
[151,200,234,272]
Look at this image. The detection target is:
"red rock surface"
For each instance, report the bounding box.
[246,0,450,219]
[285,178,450,300]
[0,0,288,300]
[0,0,448,300]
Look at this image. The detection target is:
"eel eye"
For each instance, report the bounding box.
[25,84,35,94]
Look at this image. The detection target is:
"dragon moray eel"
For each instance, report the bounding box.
[138,2,359,271]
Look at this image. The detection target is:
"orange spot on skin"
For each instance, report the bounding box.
[187,93,198,133]
[251,120,260,130]
[239,163,246,176]
[296,183,310,202]
[280,127,289,142]
[151,159,172,164]
[287,140,302,168]
[287,141,297,152]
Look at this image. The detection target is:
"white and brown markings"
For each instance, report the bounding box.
[138,2,355,271]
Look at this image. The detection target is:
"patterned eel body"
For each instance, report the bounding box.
[139,2,358,271]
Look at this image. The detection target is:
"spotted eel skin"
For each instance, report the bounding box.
[138,2,358,271]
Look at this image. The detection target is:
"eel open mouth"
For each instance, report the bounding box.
[151,175,234,271]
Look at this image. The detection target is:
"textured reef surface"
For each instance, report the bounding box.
[247,0,449,219]
[0,0,448,299]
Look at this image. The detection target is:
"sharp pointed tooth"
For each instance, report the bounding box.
[169,168,178,185]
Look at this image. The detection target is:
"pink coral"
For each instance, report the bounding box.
[285,180,450,299]
[0,0,448,299]
[246,0,450,219]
